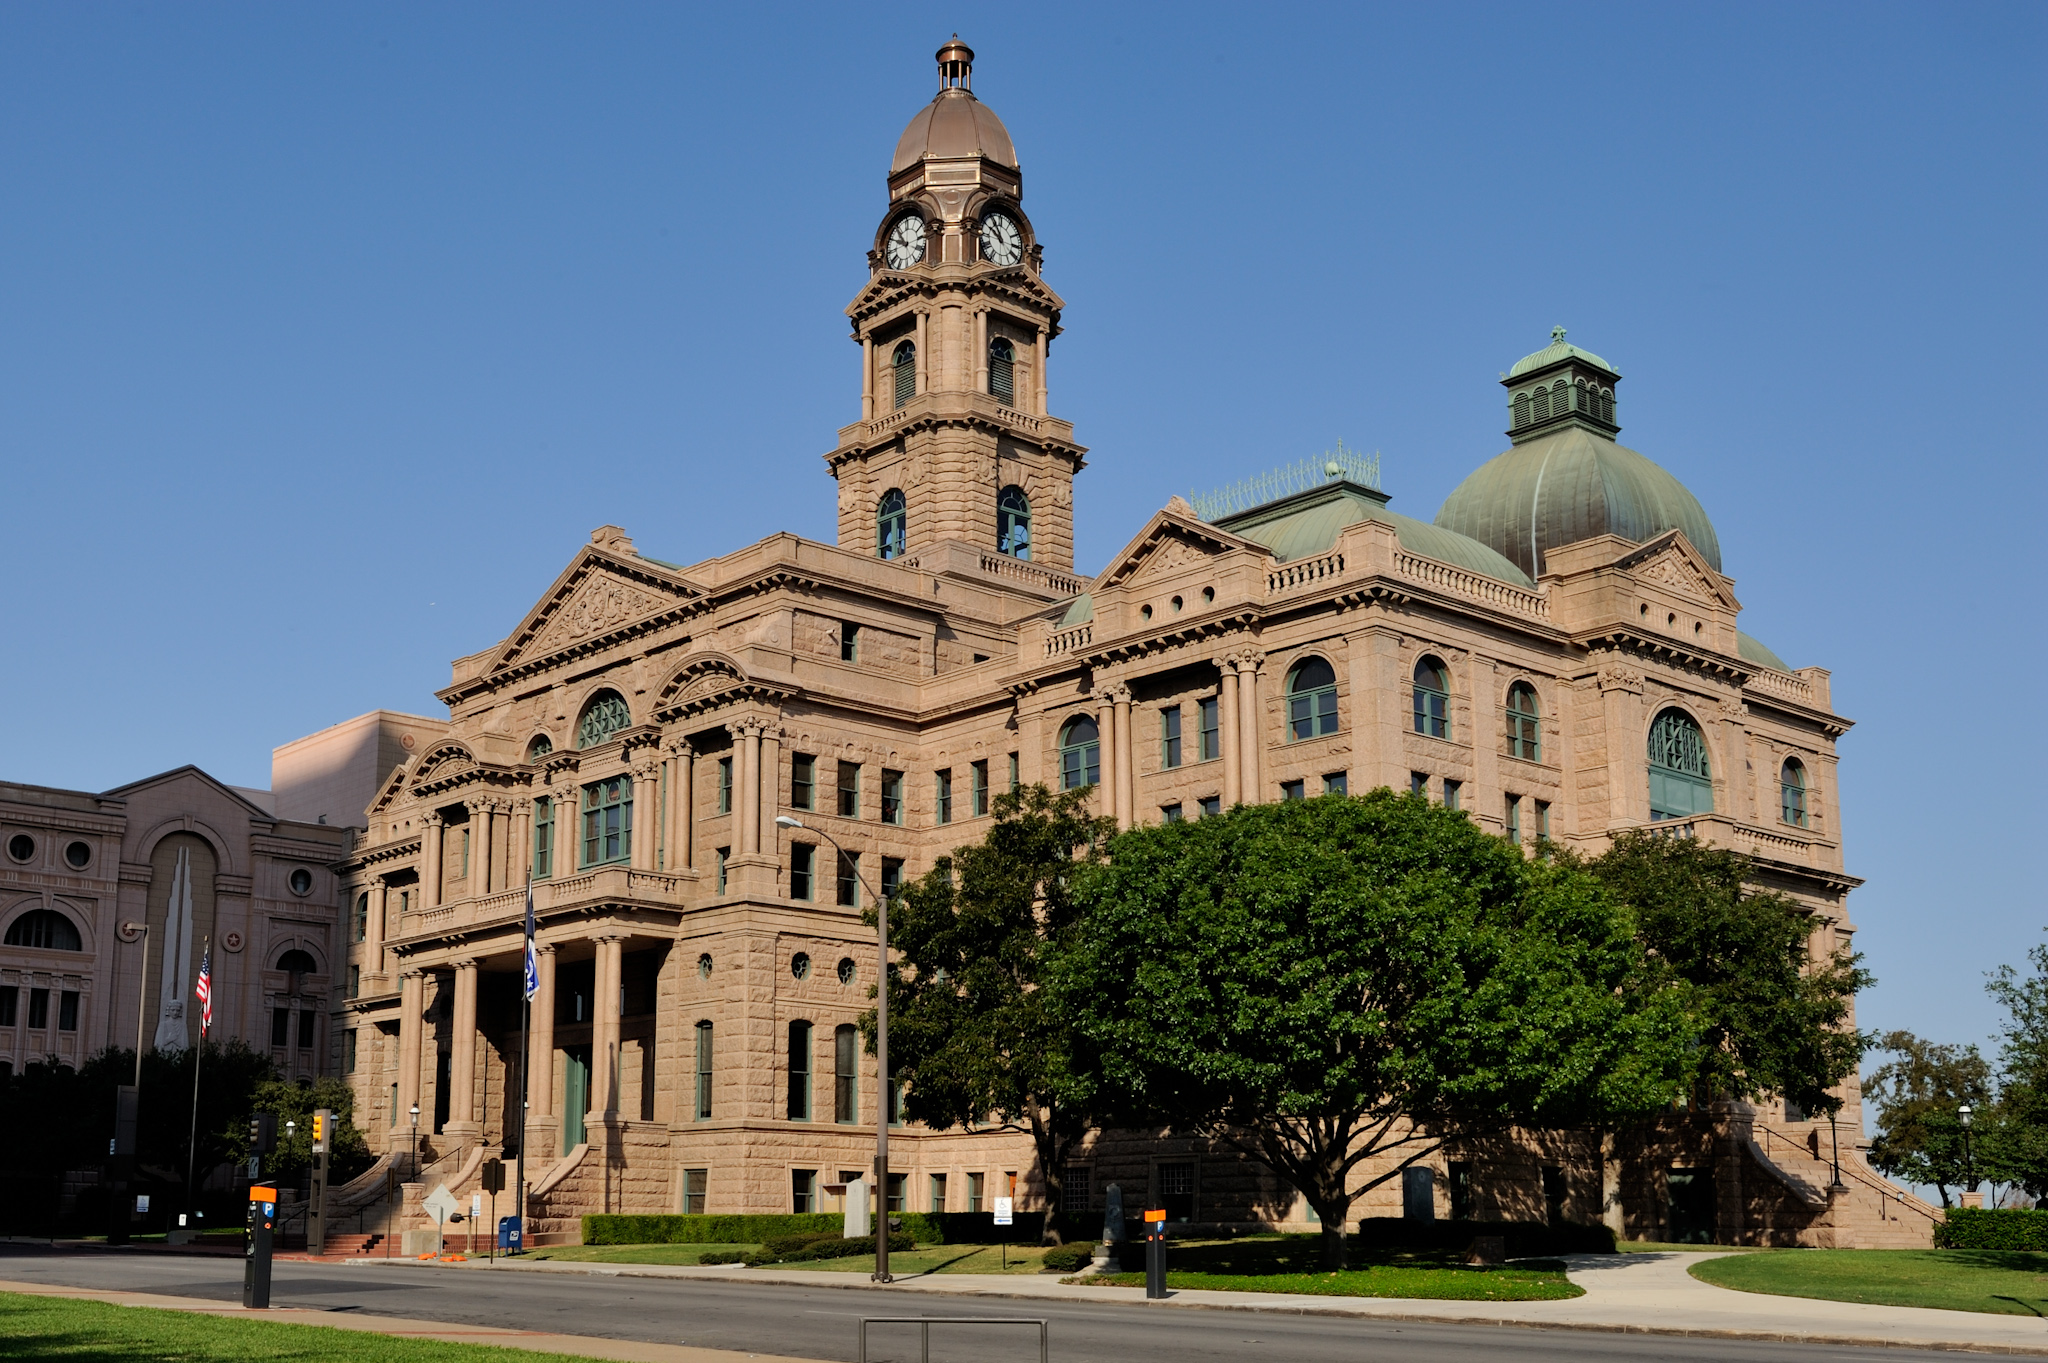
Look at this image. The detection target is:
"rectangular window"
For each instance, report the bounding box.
[929,1173,948,1214]
[837,761,861,818]
[345,1029,358,1075]
[1159,1161,1197,1221]
[716,847,730,894]
[0,986,16,1026]
[968,1171,985,1213]
[1411,772,1430,796]
[790,843,815,901]
[971,760,990,817]
[1443,779,1462,811]
[1199,795,1220,819]
[834,1025,858,1123]
[787,1020,812,1121]
[880,769,904,825]
[791,753,816,812]
[353,894,368,942]
[1281,779,1305,801]
[1161,804,1184,823]
[1448,1161,1474,1221]
[1008,752,1019,793]
[460,826,470,878]
[1323,772,1348,796]
[581,776,633,868]
[27,988,47,1030]
[695,1021,714,1120]
[348,965,361,999]
[1536,800,1551,839]
[272,1007,290,1047]
[881,857,904,902]
[936,769,953,825]
[792,1169,817,1214]
[837,850,860,907]
[58,991,79,1033]
[888,1067,903,1126]
[717,757,733,815]
[390,1082,399,1128]
[1198,697,1220,761]
[1161,707,1183,768]
[682,1168,707,1216]
[886,1171,906,1213]
[298,1009,314,1048]
[1505,794,1522,842]
[840,622,860,663]
[1061,1166,1091,1214]
[533,797,554,879]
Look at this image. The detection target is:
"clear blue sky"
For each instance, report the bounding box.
[2,4,2041,1054]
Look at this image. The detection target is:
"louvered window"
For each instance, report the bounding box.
[1513,392,1530,427]
[1532,386,1549,422]
[893,341,916,409]
[989,337,1015,405]
[1647,708,1713,821]
[1600,388,1614,422]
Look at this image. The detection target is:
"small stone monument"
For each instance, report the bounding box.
[844,1177,871,1239]
[1091,1182,1124,1272]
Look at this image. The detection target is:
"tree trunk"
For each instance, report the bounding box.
[1599,1128,1626,1239]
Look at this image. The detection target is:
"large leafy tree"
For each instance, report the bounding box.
[1865,1030,1991,1207]
[1984,943,2048,1197]
[1056,790,1693,1268]
[872,783,1115,1235]
[1583,831,1871,1117]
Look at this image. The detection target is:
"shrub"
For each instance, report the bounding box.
[743,1231,916,1265]
[1354,1217,1617,1258]
[583,1213,841,1245]
[1934,1208,2048,1250]
[1041,1242,1096,1272]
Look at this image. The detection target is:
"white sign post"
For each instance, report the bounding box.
[993,1196,1014,1270]
[422,1184,461,1259]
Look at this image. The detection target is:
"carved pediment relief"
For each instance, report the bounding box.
[1615,531,1739,610]
[491,549,702,675]
[1637,549,1717,603]
[1098,513,1252,590]
[653,651,795,720]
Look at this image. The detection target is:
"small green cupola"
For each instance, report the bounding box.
[1504,327,1621,445]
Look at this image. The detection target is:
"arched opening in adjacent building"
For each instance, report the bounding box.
[1647,708,1714,820]
[997,485,1031,560]
[1059,715,1100,791]
[876,488,907,560]
[4,908,81,951]
[1286,656,1338,740]
[1412,657,1450,739]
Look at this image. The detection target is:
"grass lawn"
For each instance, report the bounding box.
[0,1291,614,1363]
[1078,1234,1581,1300]
[1690,1249,2048,1316]
[770,1244,1052,1275]
[521,1243,759,1265]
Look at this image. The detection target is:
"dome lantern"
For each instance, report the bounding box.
[1503,326,1621,445]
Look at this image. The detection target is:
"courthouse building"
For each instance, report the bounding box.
[331,41,1931,1246]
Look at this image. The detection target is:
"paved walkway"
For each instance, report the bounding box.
[350,1250,2048,1355]
[0,1277,828,1363]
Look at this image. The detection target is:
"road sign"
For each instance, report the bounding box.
[422,1184,461,1223]
[992,1196,1013,1227]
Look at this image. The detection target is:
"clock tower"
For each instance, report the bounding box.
[824,39,1085,579]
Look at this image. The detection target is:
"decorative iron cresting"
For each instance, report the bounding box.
[1191,441,1382,520]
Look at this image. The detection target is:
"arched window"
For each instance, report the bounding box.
[1600,388,1614,423]
[876,489,907,560]
[989,337,1015,405]
[997,485,1032,560]
[893,341,916,409]
[1647,708,1714,820]
[527,734,553,764]
[787,1019,813,1121]
[1286,656,1338,740]
[834,1023,859,1123]
[1513,391,1530,428]
[4,909,81,951]
[577,691,631,748]
[1413,657,1450,739]
[276,948,319,975]
[1505,682,1541,761]
[1572,378,1588,413]
[1781,758,1808,828]
[1532,386,1550,422]
[1059,715,1101,790]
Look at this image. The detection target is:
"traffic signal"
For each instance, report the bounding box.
[248,1113,277,1154]
[480,1159,505,1194]
[311,1112,325,1146]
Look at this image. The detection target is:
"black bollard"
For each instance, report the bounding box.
[1144,1210,1167,1299]
[244,1185,277,1309]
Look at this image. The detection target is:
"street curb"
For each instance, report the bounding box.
[339,1255,2048,1356]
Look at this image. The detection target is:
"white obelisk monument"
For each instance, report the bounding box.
[153,847,195,1051]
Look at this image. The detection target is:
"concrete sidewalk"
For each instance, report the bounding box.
[0,1277,827,1363]
[353,1249,2048,1355]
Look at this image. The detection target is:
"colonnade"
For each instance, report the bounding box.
[858,309,1051,421]
[1095,651,1265,828]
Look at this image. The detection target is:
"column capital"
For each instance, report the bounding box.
[1103,682,1134,706]
[534,942,557,958]
[420,811,445,829]
[449,957,479,972]
[1223,648,1266,672]
[632,759,664,782]
[400,966,426,981]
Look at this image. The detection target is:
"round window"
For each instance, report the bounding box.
[64,841,91,869]
[6,834,34,863]
[288,868,314,896]
[698,953,713,979]
[837,956,857,986]
[791,952,811,980]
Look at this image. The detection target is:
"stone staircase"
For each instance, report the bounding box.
[1746,1119,1943,1248]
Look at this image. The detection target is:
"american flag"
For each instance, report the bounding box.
[194,944,212,1035]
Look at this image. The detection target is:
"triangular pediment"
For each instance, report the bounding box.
[1095,504,1264,590]
[102,764,276,821]
[1616,531,1739,610]
[491,546,703,674]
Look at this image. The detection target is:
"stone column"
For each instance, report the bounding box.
[470,801,495,896]
[914,310,928,396]
[511,799,532,885]
[1095,692,1117,824]
[366,879,386,977]
[421,815,444,909]
[447,959,479,1128]
[1718,699,1749,823]
[758,726,782,850]
[631,760,660,871]
[527,946,556,1120]
[1597,666,1646,830]
[590,936,624,1116]
[1469,655,1500,830]
[670,746,694,871]
[860,336,874,420]
[1219,662,1241,807]
[738,724,763,856]
[1237,653,1265,803]
[1034,326,1048,414]
[396,969,426,1129]
[1111,686,1135,826]
[973,309,988,394]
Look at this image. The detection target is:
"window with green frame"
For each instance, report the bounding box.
[1059,715,1100,790]
[1161,706,1182,768]
[1198,696,1220,760]
[581,777,633,868]
[1413,657,1450,739]
[1647,708,1713,821]
[717,757,733,814]
[1286,657,1338,739]
[532,796,554,879]
[876,488,907,560]
[893,341,916,409]
[576,691,631,749]
[1505,682,1541,761]
[1780,758,1808,827]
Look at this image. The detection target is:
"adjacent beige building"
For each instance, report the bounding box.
[327,41,1932,1247]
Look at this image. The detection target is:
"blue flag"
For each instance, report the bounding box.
[522,878,539,1002]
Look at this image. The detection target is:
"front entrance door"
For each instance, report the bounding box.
[563,1046,590,1148]
[1667,1167,1716,1244]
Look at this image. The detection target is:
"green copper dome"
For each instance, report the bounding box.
[1508,337,1614,379]
[1434,425,1722,580]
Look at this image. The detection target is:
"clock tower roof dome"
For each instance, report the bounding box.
[892,38,1018,175]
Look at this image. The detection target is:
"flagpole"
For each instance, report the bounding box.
[183,936,208,1225]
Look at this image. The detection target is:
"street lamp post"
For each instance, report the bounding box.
[1960,1101,1977,1199]
[409,1102,421,1178]
[775,814,892,1284]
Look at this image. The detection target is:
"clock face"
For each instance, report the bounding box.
[884,215,927,270]
[979,212,1023,266]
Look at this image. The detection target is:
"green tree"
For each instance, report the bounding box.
[872,783,1116,1237]
[251,1075,376,1189]
[1984,943,2048,1197]
[1057,791,1694,1268]
[1584,831,1871,1117]
[1865,1030,1991,1207]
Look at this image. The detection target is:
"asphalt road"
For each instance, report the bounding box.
[0,1244,1963,1363]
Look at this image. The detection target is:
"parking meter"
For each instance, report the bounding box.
[244,1184,277,1308]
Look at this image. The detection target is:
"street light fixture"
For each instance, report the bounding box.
[409,1103,421,1181]
[1960,1102,1977,1197]
[776,813,893,1284]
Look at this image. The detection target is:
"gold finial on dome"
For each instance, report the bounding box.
[937,36,974,91]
